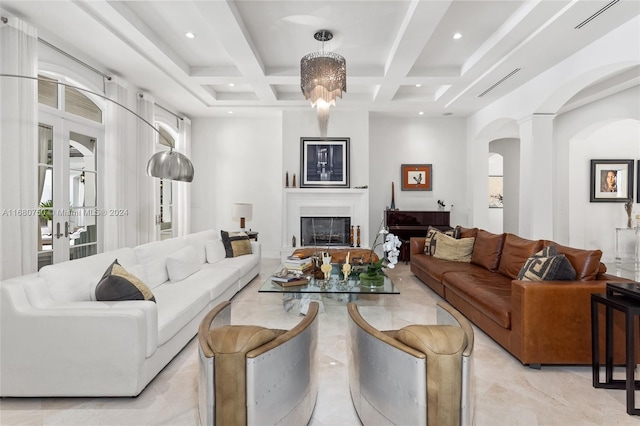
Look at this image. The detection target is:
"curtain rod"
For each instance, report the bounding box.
[39,38,182,121]
[155,103,183,122]
[38,38,111,81]
[2,19,185,122]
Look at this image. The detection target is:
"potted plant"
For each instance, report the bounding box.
[359,223,402,287]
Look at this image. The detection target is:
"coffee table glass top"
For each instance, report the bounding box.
[259,264,400,295]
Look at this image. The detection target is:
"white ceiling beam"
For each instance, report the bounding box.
[373,0,453,103]
[74,0,216,107]
[194,0,278,103]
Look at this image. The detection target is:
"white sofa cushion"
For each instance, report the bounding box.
[39,248,137,302]
[205,239,227,264]
[183,229,217,265]
[166,246,201,282]
[134,238,187,288]
[221,242,260,276]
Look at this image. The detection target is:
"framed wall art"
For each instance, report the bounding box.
[488,175,503,208]
[300,137,350,188]
[401,164,432,191]
[590,159,634,203]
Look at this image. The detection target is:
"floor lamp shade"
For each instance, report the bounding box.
[232,203,253,230]
[147,150,194,182]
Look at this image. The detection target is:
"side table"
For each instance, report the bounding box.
[591,282,640,416]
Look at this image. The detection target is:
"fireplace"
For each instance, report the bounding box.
[300,217,350,247]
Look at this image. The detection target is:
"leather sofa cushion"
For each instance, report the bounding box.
[411,253,484,281]
[471,230,505,272]
[443,271,512,328]
[543,242,603,281]
[498,234,543,279]
[457,226,478,239]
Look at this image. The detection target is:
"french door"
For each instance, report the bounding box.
[37,112,102,269]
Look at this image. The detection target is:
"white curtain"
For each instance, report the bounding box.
[175,117,192,236]
[137,92,156,244]
[0,17,38,279]
[102,77,128,251]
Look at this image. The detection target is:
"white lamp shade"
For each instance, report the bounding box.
[232,203,253,220]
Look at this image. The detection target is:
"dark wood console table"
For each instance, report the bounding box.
[591,282,640,416]
[385,210,450,262]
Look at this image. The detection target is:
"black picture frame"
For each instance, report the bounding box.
[300,137,350,188]
[637,160,640,203]
[590,159,634,203]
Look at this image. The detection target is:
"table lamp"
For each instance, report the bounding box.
[232,203,253,231]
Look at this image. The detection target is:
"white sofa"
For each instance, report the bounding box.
[0,229,260,397]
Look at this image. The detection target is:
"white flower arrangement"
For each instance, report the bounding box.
[363,226,402,276]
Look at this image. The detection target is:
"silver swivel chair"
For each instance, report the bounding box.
[198,301,319,426]
[347,301,475,426]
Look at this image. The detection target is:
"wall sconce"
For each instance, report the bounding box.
[232,203,253,231]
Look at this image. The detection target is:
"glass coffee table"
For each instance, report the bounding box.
[259,264,400,314]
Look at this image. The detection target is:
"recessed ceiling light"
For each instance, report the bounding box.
[453,33,462,40]
[228,83,235,87]
[415,84,422,88]
[185,32,196,39]
[228,111,233,114]
[418,111,424,115]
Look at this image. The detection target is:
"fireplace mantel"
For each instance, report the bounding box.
[281,188,369,257]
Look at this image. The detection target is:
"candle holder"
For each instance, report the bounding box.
[342,263,351,280]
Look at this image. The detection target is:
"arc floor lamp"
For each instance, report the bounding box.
[0,73,194,182]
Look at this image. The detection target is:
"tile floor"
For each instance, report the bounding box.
[1,258,638,425]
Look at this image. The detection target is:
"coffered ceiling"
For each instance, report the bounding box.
[2,0,639,118]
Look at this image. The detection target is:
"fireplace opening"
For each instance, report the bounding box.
[300,217,350,247]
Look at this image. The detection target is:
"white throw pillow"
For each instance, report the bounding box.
[205,239,227,264]
[166,246,202,282]
[144,258,170,288]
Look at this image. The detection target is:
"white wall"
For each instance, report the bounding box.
[554,86,640,253]
[550,86,640,261]
[282,109,370,188]
[369,116,469,238]
[567,119,639,262]
[283,109,371,244]
[191,115,283,257]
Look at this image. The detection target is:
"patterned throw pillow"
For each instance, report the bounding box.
[95,259,156,302]
[221,230,253,258]
[517,247,577,281]
[424,226,460,255]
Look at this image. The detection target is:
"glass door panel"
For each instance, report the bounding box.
[159,178,173,240]
[68,130,98,261]
[37,124,54,270]
[37,112,101,267]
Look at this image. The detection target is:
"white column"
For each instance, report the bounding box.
[137,92,156,244]
[518,114,555,239]
[0,17,38,279]
[175,117,192,236]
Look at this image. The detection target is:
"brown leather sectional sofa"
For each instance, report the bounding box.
[410,227,633,367]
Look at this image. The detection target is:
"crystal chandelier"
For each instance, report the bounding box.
[300,30,346,137]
